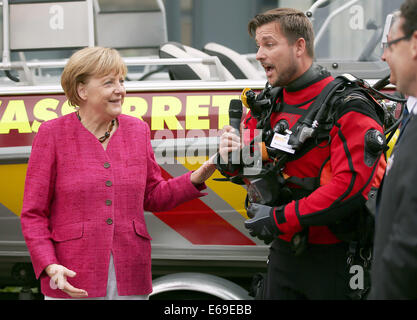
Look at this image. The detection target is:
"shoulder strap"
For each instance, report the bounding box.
[288,76,348,150]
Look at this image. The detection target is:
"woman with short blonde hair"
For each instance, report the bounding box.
[21,46,216,300]
[61,47,128,107]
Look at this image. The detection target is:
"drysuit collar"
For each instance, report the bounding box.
[285,64,331,92]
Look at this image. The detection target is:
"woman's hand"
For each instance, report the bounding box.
[189,125,242,186]
[45,264,88,298]
[190,154,217,186]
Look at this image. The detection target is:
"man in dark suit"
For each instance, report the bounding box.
[369,0,417,299]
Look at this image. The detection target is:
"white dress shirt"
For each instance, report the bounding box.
[406,96,417,115]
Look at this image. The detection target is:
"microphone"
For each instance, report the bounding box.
[227,99,243,168]
[229,99,243,135]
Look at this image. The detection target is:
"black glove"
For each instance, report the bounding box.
[215,152,242,178]
[244,203,281,244]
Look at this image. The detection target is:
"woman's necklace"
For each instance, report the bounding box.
[76,111,116,143]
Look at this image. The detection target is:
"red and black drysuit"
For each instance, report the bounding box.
[238,65,386,299]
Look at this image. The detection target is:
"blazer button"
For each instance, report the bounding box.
[106,218,113,225]
[105,199,112,206]
[105,180,112,187]
[104,162,111,169]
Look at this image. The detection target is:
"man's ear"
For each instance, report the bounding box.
[294,38,307,57]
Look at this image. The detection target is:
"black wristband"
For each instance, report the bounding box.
[215,152,242,177]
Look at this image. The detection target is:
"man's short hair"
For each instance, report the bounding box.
[400,0,417,38]
[248,8,315,58]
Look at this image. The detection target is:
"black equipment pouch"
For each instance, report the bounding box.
[346,239,373,300]
[329,203,374,300]
[246,173,281,206]
[290,228,309,256]
[249,272,267,300]
[245,166,293,207]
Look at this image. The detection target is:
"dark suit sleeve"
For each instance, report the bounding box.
[370,120,417,299]
[378,203,417,299]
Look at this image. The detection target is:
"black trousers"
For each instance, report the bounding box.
[264,239,351,300]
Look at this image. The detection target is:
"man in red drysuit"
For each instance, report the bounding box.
[217,8,386,300]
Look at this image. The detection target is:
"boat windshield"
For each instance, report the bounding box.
[307,0,403,79]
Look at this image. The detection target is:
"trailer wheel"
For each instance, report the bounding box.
[150,272,252,300]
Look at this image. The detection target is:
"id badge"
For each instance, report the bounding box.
[270,132,295,154]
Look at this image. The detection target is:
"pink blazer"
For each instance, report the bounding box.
[20,113,206,298]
